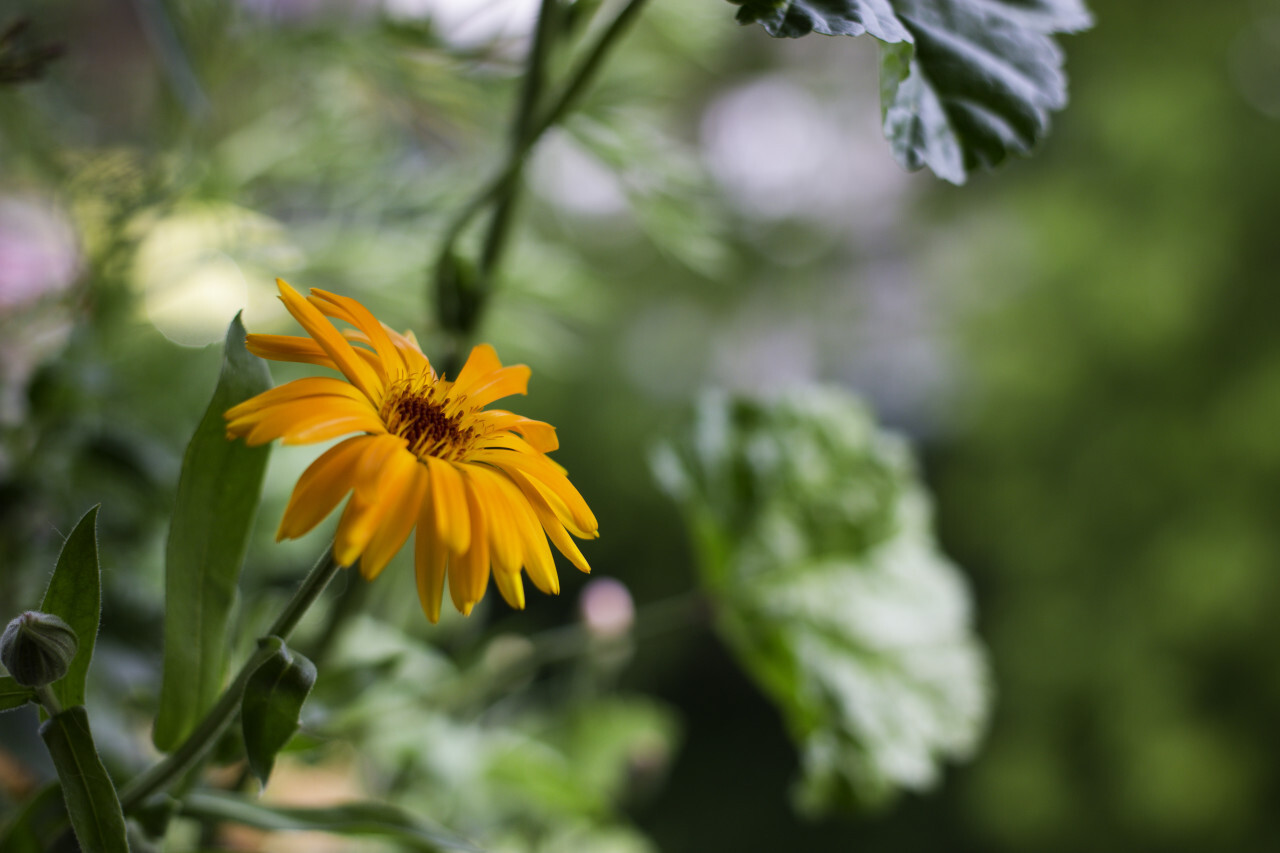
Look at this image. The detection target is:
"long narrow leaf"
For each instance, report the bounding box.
[179,790,483,852]
[153,313,272,750]
[39,506,101,710]
[241,636,316,786]
[39,706,130,853]
[0,675,36,712]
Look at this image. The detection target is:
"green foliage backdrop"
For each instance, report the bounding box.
[2,0,1277,851]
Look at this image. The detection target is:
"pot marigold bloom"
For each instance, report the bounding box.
[225,280,598,622]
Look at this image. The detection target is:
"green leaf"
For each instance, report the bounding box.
[39,706,130,853]
[153,313,272,751]
[178,790,484,852]
[241,636,317,787]
[39,506,101,710]
[655,388,990,810]
[0,783,75,853]
[729,0,1092,183]
[0,675,37,711]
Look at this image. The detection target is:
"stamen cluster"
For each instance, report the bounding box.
[380,374,480,462]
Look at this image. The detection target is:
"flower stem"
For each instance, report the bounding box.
[432,0,652,349]
[478,0,560,277]
[34,684,62,717]
[118,547,343,812]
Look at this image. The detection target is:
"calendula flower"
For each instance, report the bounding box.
[225,280,597,622]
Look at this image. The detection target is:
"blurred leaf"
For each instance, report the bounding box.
[559,697,679,804]
[0,783,75,853]
[38,706,129,853]
[729,0,1092,183]
[39,506,101,711]
[309,649,403,708]
[153,314,272,751]
[565,115,729,278]
[1,675,37,711]
[178,790,484,852]
[241,636,317,787]
[130,795,180,842]
[655,388,990,810]
[0,18,65,86]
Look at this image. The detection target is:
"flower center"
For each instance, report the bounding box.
[381,374,478,462]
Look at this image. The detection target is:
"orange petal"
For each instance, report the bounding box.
[503,468,591,574]
[414,486,449,624]
[451,343,502,390]
[225,377,366,421]
[275,279,384,402]
[277,436,376,540]
[229,396,385,446]
[424,456,471,554]
[458,365,531,409]
[477,410,559,453]
[358,452,426,580]
[491,563,526,611]
[449,473,491,614]
[332,438,414,565]
[246,334,338,370]
[494,472,558,595]
[472,448,597,536]
[464,466,522,577]
[388,328,431,375]
[310,288,407,380]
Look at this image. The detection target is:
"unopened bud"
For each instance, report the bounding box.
[1,611,78,687]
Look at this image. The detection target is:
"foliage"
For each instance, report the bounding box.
[38,707,129,853]
[38,506,101,709]
[730,0,1092,182]
[656,389,989,810]
[0,0,1126,850]
[153,314,271,750]
[240,636,316,787]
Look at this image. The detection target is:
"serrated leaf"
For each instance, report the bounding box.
[39,706,130,853]
[656,388,990,810]
[153,313,272,751]
[241,636,317,787]
[732,0,912,39]
[729,0,1092,183]
[1,675,36,712]
[38,507,101,711]
[178,790,483,852]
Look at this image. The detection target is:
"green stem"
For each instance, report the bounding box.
[432,0,652,340]
[35,683,63,717]
[478,0,561,277]
[118,547,343,812]
[527,0,651,144]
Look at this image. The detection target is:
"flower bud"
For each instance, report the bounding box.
[1,611,78,687]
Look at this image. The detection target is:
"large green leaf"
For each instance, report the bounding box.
[39,506,101,710]
[153,314,272,750]
[654,388,990,810]
[39,706,130,853]
[241,636,317,787]
[0,675,36,712]
[179,790,483,852]
[730,0,1092,183]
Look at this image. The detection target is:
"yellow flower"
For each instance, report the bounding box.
[225,280,597,622]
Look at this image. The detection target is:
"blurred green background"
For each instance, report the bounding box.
[2,0,1279,851]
